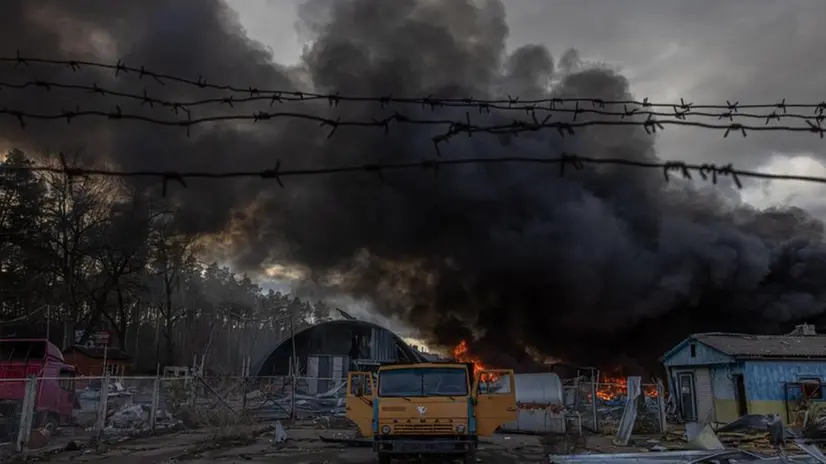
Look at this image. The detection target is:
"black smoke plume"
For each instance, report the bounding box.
[2,0,826,371]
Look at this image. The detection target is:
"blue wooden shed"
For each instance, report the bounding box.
[660,324,826,424]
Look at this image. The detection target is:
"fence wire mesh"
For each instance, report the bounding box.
[0,375,279,453]
[565,379,665,436]
[0,377,30,456]
[249,376,346,423]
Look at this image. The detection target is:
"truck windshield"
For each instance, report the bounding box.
[0,341,46,362]
[378,367,468,397]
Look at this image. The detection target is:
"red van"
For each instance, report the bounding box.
[0,339,76,438]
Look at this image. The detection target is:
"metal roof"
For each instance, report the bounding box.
[691,332,826,359]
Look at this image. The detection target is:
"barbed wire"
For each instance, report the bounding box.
[2,53,826,115]
[3,54,825,191]
[3,78,826,125]
[3,154,826,196]
[2,107,825,147]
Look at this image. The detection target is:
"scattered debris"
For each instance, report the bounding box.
[549,449,794,463]
[613,376,641,446]
[272,421,288,444]
[104,403,181,435]
[686,424,725,450]
[317,435,372,447]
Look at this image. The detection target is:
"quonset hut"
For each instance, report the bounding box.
[251,319,423,393]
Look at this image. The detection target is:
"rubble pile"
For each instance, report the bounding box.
[73,381,134,428]
[103,404,181,435]
[74,380,183,435]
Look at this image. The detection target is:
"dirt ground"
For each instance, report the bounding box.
[16,422,554,463]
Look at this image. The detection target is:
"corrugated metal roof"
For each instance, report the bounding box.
[692,332,826,359]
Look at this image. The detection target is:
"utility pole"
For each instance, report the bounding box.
[226,314,232,369]
[45,306,51,342]
[290,307,297,422]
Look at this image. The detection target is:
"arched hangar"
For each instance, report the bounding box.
[251,319,424,384]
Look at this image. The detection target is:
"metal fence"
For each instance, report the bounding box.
[248,375,346,421]
[0,373,667,455]
[0,374,348,455]
[565,378,666,435]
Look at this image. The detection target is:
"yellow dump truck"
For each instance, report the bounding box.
[345,361,517,463]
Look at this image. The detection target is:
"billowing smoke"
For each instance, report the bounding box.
[2,0,826,371]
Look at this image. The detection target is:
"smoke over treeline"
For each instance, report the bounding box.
[2,0,826,371]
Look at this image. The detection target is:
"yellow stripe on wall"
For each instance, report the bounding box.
[713,399,740,424]
[747,401,789,424]
[715,399,819,426]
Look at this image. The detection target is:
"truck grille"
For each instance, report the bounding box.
[393,423,455,434]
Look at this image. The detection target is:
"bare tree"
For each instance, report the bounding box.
[38,156,117,347]
[148,212,201,366]
[0,148,327,371]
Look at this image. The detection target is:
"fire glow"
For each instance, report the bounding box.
[451,340,499,382]
[596,374,659,401]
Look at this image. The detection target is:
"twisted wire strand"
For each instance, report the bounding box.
[1,79,823,126]
[2,108,824,145]
[2,53,824,114]
[2,154,822,197]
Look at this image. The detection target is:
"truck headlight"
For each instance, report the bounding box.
[381,425,391,434]
[456,424,466,433]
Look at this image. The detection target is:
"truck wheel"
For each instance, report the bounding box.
[42,415,59,435]
[0,401,20,440]
[377,452,391,464]
[33,411,58,434]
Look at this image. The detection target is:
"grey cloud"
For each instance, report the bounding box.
[501,0,826,168]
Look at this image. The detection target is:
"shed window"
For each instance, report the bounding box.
[800,377,823,400]
[103,364,122,377]
[689,343,696,358]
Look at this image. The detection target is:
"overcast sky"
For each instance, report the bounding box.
[229,0,826,215]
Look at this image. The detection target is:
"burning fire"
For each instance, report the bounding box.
[596,374,659,401]
[451,340,499,382]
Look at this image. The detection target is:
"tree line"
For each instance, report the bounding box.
[0,149,333,374]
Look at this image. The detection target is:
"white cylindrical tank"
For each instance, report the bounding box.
[514,373,564,405]
[500,372,566,434]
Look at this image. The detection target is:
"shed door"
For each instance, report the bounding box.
[332,356,345,382]
[694,367,715,423]
[677,372,697,421]
[307,356,320,395]
[318,355,332,393]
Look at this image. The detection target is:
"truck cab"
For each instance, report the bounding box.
[0,339,76,438]
[346,362,517,464]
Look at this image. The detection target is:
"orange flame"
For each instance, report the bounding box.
[596,374,659,401]
[452,340,499,382]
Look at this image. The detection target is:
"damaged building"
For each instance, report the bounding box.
[251,320,423,392]
[661,324,826,424]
